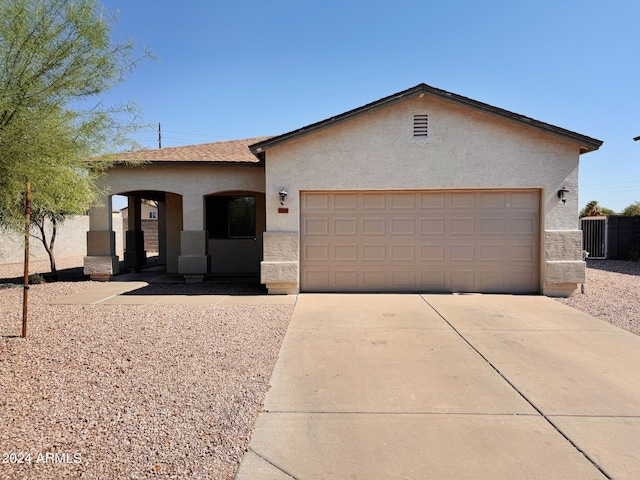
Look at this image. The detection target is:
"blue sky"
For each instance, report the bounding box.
[100,0,640,213]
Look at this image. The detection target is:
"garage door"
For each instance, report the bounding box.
[300,190,540,293]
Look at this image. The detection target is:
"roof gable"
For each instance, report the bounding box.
[249,84,602,156]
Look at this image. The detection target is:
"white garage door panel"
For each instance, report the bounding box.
[300,190,540,293]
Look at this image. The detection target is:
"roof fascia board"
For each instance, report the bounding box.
[111,160,263,167]
[424,85,603,153]
[249,86,421,154]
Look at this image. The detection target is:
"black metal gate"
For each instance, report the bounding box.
[580,217,607,259]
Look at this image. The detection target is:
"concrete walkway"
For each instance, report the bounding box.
[50,269,296,305]
[236,294,640,479]
[50,281,296,305]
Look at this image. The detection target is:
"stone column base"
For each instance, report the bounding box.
[178,255,210,283]
[543,282,579,297]
[177,230,210,282]
[265,282,299,295]
[125,230,146,272]
[261,260,299,294]
[544,260,584,297]
[124,250,147,273]
[182,274,203,283]
[84,256,120,281]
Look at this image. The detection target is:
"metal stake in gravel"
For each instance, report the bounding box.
[22,180,30,338]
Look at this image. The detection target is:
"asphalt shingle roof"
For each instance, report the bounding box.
[110,137,271,164]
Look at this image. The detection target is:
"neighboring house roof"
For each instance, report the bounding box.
[120,203,158,219]
[119,205,158,212]
[249,83,603,157]
[110,137,271,164]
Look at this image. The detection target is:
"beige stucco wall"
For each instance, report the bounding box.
[102,164,265,230]
[262,94,585,295]
[1,214,123,266]
[164,192,183,274]
[86,164,265,279]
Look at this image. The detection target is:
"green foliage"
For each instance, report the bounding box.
[579,200,615,218]
[621,201,640,216]
[28,273,46,284]
[601,206,616,216]
[580,200,601,218]
[628,243,640,262]
[0,0,151,274]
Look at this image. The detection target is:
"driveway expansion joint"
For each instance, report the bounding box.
[420,295,614,480]
[264,410,542,416]
[248,448,297,479]
[548,414,640,418]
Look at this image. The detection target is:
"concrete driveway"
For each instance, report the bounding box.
[236,294,640,480]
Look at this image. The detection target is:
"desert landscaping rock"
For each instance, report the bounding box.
[1,257,637,479]
[1,258,292,479]
[554,259,640,336]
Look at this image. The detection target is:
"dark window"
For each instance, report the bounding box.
[206,195,256,238]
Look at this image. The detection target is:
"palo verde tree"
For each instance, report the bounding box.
[0,0,150,278]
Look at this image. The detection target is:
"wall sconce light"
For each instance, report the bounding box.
[557,186,569,203]
[279,188,288,205]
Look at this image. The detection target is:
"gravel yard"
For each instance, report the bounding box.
[1,257,638,479]
[0,258,293,479]
[553,259,640,336]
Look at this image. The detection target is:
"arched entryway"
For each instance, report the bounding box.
[118,190,184,274]
[84,190,183,280]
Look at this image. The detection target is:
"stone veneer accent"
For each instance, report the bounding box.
[83,255,119,281]
[543,230,585,296]
[261,232,299,294]
[178,230,210,282]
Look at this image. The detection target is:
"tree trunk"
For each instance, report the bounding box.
[48,246,58,280]
[35,216,58,280]
[48,218,58,280]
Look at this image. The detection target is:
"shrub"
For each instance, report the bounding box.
[28,273,46,284]
[628,244,640,262]
[621,202,640,217]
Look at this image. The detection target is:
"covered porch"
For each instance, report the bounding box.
[84,138,268,282]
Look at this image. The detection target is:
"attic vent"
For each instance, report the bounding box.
[413,114,428,137]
